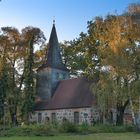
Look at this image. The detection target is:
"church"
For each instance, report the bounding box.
[30,22,116,124]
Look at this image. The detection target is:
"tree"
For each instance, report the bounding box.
[91,3,140,125]
[0,27,22,125]
[21,26,46,123]
[60,30,100,78]
[67,3,140,125]
[0,42,9,121]
[0,26,46,125]
[1,27,24,125]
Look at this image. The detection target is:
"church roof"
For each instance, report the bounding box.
[34,77,97,110]
[41,22,68,71]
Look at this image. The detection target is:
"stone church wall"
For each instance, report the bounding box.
[30,107,100,125]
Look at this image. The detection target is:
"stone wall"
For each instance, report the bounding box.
[36,67,69,101]
[36,68,52,100]
[30,107,100,125]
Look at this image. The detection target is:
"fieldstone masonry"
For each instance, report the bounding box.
[36,67,69,101]
[31,107,100,125]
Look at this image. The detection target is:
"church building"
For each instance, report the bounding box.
[30,22,115,124]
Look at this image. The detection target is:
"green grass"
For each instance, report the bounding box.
[0,133,140,140]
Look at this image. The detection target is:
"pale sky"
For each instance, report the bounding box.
[0,0,139,42]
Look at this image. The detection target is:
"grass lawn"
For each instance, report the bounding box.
[0,133,140,140]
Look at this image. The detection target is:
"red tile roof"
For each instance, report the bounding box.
[34,77,97,110]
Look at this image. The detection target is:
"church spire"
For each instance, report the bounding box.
[44,23,68,71]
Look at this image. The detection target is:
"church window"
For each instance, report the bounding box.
[74,112,79,124]
[38,113,42,123]
[51,112,56,122]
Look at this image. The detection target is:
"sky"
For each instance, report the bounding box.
[0,0,139,42]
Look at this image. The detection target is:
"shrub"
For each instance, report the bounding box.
[78,123,89,133]
[0,123,135,137]
[88,124,135,133]
[0,124,55,137]
[59,121,78,133]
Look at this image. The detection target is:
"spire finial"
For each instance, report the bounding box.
[53,19,55,25]
[53,16,55,25]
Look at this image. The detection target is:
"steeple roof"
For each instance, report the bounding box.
[43,22,68,71]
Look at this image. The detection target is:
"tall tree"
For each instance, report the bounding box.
[0,35,10,121]
[66,3,140,125]
[91,3,140,125]
[21,26,46,123]
[0,26,46,125]
[0,27,22,125]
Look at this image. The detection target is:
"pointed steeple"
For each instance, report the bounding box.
[44,22,68,71]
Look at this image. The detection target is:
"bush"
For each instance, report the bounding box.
[59,121,78,133]
[0,123,135,137]
[78,123,89,134]
[88,124,135,133]
[0,124,56,137]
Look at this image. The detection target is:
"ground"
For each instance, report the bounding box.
[1,133,140,140]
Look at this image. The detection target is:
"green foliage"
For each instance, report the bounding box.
[59,121,78,133]
[0,59,10,119]
[0,26,46,124]
[88,124,134,133]
[0,124,135,137]
[78,123,89,133]
[0,124,55,137]
[21,27,46,123]
[88,3,140,125]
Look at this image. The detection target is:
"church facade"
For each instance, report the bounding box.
[30,23,117,125]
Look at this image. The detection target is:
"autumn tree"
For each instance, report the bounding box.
[90,3,140,125]
[0,27,23,125]
[0,35,10,121]
[0,26,46,125]
[65,3,140,125]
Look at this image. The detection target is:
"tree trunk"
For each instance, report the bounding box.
[129,96,136,125]
[116,100,129,125]
[116,106,125,125]
[11,113,17,127]
[9,104,18,126]
[136,96,140,132]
